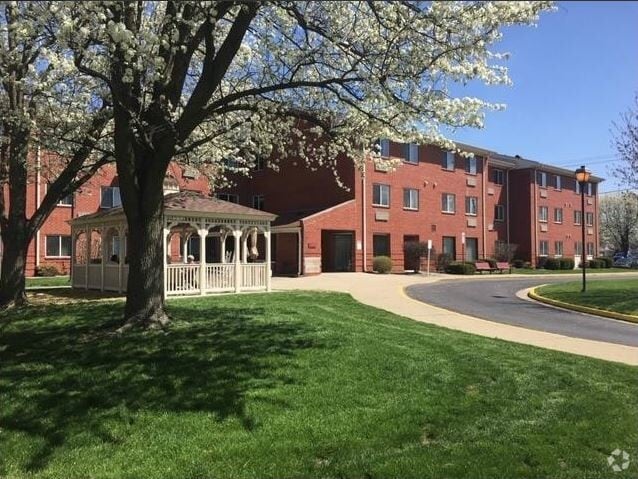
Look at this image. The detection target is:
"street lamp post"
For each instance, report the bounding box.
[575,165,591,292]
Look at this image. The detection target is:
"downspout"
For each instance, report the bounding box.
[532,169,537,265]
[361,157,367,272]
[481,156,487,258]
[35,145,41,269]
[506,169,511,250]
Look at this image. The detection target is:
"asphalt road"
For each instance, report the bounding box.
[405,275,638,347]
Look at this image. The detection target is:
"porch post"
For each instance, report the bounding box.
[220,231,227,263]
[118,225,125,293]
[234,227,242,293]
[162,220,169,299]
[182,231,189,263]
[100,228,105,291]
[265,228,272,292]
[84,227,90,289]
[198,224,207,295]
[297,230,302,276]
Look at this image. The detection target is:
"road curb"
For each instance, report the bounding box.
[528,287,638,324]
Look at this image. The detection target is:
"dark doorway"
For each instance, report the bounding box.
[334,233,354,271]
[403,235,420,271]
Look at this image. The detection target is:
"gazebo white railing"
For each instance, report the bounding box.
[69,191,275,297]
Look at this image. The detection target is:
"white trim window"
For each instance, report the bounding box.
[575,241,583,255]
[442,151,455,171]
[403,188,419,210]
[379,139,390,157]
[46,235,72,258]
[57,193,73,206]
[538,206,548,223]
[465,157,477,175]
[554,207,563,223]
[465,196,478,216]
[574,210,582,225]
[495,204,505,222]
[585,212,594,226]
[372,183,390,207]
[554,175,562,190]
[403,143,419,164]
[554,241,563,257]
[100,186,122,209]
[586,183,593,196]
[587,242,595,256]
[539,240,549,257]
[493,168,504,185]
[537,171,547,188]
[252,194,265,210]
[441,193,456,213]
[216,193,239,203]
[575,181,581,195]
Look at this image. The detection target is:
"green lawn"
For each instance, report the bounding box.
[512,267,631,275]
[536,279,638,316]
[25,276,70,288]
[1,292,636,479]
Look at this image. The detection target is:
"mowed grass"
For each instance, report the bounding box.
[25,276,70,288]
[1,292,636,479]
[537,279,638,316]
[512,267,631,275]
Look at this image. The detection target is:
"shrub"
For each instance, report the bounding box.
[36,264,61,277]
[523,261,533,269]
[559,258,575,270]
[587,259,604,269]
[373,256,393,274]
[403,241,431,272]
[446,261,476,275]
[512,259,525,269]
[436,253,453,272]
[493,242,518,262]
[544,258,561,270]
[536,256,548,269]
[485,258,497,269]
[596,256,613,268]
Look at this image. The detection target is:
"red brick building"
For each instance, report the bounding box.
[2,140,601,277]
[220,140,601,274]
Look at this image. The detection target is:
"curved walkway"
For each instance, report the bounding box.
[273,273,638,365]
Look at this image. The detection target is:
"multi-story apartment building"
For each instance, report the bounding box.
[220,140,601,275]
[2,140,601,277]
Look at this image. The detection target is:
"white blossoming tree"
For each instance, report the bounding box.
[611,95,638,189]
[0,2,112,308]
[62,0,552,328]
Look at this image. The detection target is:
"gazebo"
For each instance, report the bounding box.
[69,191,276,297]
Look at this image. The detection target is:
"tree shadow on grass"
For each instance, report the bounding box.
[0,300,322,473]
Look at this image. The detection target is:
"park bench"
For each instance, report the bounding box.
[495,262,511,273]
[475,261,495,274]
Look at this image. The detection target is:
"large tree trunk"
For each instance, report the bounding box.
[0,221,30,308]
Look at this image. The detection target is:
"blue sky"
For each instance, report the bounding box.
[448,1,637,193]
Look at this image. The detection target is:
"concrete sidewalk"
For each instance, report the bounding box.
[272,273,638,366]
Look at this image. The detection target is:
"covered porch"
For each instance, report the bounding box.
[69,192,276,297]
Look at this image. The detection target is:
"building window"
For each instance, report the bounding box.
[379,139,390,157]
[575,181,581,195]
[585,212,594,226]
[252,194,265,210]
[46,235,72,258]
[441,193,456,213]
[465,157,477,175]
[403,188,419,210]
[587,242,594,256]
[465,196,478,216]
[57,193,73,206]
[555,241,563,257]
[586,183,594,196]
[373,234,390,257]
[575,241,583,255]
[539,240,549,257]
[442,151,455,171]
[223,157,238,169]
[495,204,505,222]
[403,143,419,164]
[574,210,582,225]
[216,193,239,203]
[100,186,121,209]
[493,168,504,185]
[538,206,548,223]
[538,171,548,187]
[554,207,563,223]
[372,183,390,207]
[442,236,456,259]
[554,175,561,190]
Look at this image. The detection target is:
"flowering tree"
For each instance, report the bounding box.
[600,192,638,256]
[63,1,552,328]
[0,2,112,308]
[611,95,638,189]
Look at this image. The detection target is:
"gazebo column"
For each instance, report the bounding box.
[220,232,227,263]
[182,232,189,263]
[265,229,272,292]
[198,225,207,296]
[117,225,125,293]
[234,228,242,293]
[84,227,90,290]
[100,228,105,291]
[162,221,169,299]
